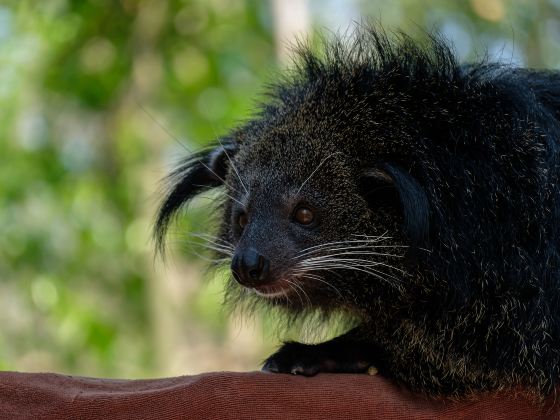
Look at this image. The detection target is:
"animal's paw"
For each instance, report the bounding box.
[261,341,375,376]
[262,342,323,376]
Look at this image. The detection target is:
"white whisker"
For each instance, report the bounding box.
[300,263,403,284]
[298,237,400,256]
[303,250,405,259]
[302,261,406,286]
[136,101,192,154]
[346,233,391,240]
[298,245,408,259]
[190,233,235,251]
[301,257,407,275]
[306,264,402,289]
[196,161,243,199]
[192,180,244,207]
[177,240,231,263]
[296,152,340,196]
[295,272,344,298]
[216,137,249,196]
[182,239,234,257]
[284,279,305,306]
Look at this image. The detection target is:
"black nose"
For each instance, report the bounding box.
[231,248,270,286]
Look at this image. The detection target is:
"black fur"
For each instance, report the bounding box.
[155,26,560,397]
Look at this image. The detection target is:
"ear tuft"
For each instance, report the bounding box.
[153,140,238,256]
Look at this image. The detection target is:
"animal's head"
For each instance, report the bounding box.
[154,118,430,311]
[153,28,472,313]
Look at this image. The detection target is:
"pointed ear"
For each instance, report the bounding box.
[360,164,429,247]
[154,140,238,254]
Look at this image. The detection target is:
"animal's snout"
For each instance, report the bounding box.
[231,247,270,287]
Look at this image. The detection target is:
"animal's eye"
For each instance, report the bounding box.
[238,213,248,229]
[294,207,314,225]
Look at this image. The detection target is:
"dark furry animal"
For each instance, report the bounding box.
[154,27,560,397]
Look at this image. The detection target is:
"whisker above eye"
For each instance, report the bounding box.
[215,136,249,195]
[295,152,341,196]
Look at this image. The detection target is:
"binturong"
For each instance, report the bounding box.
[154,26,560,397]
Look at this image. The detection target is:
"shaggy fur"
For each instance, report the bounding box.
[155,27,560,397]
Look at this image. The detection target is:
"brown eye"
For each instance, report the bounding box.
[238,213,248,229]
[294,207,314,225]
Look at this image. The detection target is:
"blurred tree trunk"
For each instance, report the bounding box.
[272,0,311,65]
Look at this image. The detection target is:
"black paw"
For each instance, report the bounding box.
[262,342,324,376]
[261,341,376,376]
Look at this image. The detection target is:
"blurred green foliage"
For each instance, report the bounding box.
[0,0,558,378]
[0,0,275,378]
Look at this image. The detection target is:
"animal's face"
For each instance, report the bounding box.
[155,118,430,310]
[225,137,371,301]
